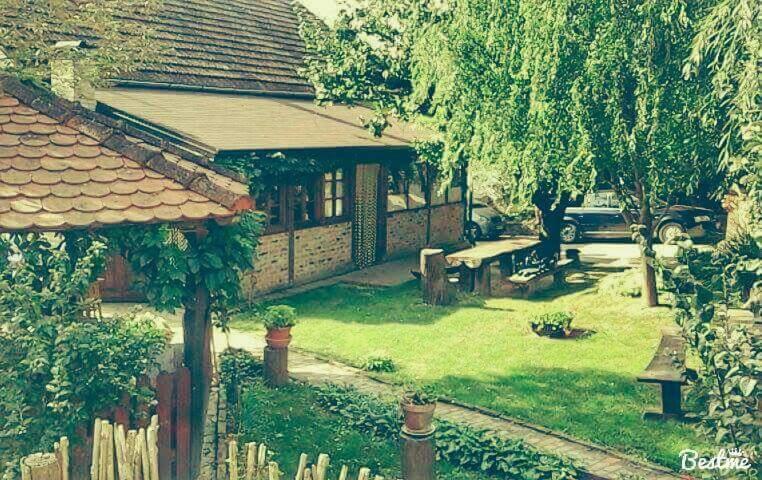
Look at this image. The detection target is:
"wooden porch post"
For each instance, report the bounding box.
[182,226,212,479]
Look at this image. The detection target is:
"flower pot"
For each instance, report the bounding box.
[401,401,436,435]
[265,327,292,349]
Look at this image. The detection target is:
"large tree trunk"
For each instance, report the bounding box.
[638,196,659,307]
[533,188,570,260]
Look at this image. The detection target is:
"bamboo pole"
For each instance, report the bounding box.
[146,424,159,480]
[54,437,69,480]
[257,444,267,475]
[302,468,312,480]
[357,468,370,480]
[99,422,110,480]
[91,419,102,480]
[106,422,115,480]
[228,440,239,480]
[314,454,328,480]
[294,453,307,480]
[245,443,257,480]
[125,431,137,480]
[267,461,280,480]
[114,424,128,480]
[337,466,348,480]
[138,428,149,480]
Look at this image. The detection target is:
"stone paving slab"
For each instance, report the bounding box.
[219,327,682,480]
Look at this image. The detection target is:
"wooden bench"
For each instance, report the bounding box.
[502,258,577,298]
[637,327,687,420]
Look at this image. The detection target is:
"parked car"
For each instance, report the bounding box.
[466,203,505,241]
[561,191,720,243]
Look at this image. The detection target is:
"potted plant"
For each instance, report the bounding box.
[530,311,573,338]
[262,305,297,349]
[400,385,438,435]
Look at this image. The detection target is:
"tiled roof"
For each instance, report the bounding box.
[116,0,314,94]
[0,76,253,232]
[96,88,424,151]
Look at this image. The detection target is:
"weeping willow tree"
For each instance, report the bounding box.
[299,0,599,257]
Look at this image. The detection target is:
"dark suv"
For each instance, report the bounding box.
[561,191,719,243]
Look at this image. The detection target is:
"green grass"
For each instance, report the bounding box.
[233,266,709,469]
[237,381,495,480]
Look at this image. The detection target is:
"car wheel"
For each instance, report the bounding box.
[658,222,686,243]
[465,222,482,243]
[560,222,579,243]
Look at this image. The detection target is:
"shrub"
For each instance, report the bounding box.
[261,305,298,330]
[0,233,167,475]
[361,356,397,373]
[315,385,580,479]
[530,311,573,337]
[402,384,438,405]
[219,348,262,398]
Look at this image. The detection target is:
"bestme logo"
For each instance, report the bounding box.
[679,448,753,473]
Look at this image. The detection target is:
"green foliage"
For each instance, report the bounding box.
[0,0,161,87]
[530,311,574,338]
[361,356,397,373]
[261,305,298,330]
[402,384,438,405]
[0,234,167,475]
[106,212,265,329]
[219,348,262,399]
[661,235,761,461]
[315,385,580,480]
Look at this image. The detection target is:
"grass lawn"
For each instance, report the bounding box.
[237,380,496,480]
[233,266,709,469]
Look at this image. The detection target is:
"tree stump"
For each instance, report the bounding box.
[263,346,289,387]
[400,431,435,480]
[420,249,453,305]
[22,453,61,480]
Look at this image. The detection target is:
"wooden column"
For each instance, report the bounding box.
[263,346,289,387]
[182,227,212,480]
[400,432,435,480]
[420,249,453,305]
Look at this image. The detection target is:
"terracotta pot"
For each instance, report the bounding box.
[265,327,292,349]
[401,401,436,434]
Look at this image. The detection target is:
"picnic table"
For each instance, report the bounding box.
[446,237,541,296]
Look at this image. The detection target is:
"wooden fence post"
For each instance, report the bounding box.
[263,346,289,387]
[400,430,435,480]
[23,453,61,480]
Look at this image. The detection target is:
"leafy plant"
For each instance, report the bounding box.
[315,385,580,480]
[261,305,298,330]
[0,234,167,476]
[362,356,397,373]
[219,348,263,397]
[402,384,438,406]
[530,311,574,338]
[661,235,761,463]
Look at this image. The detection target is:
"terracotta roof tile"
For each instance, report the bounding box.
[0,75,254,232]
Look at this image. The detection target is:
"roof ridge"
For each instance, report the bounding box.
[0,75,252,212]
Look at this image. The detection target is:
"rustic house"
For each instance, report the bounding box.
[88,0,465,299]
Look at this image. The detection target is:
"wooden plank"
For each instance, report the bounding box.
[446,238,540,265]
[175,366,191,480]
[91,419,102,480]
[156,372,174,480]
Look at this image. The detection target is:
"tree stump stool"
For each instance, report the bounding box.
[420,249,454,306]
[263,346,289,387]
[400,430,435,480]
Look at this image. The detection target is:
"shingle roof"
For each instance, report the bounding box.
[0,76,253,232]
[116,0,314,94]
[96,88,424,151]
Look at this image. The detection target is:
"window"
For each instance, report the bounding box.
[323,169,345,218]
[387,171,409,212]
[256,185,282,228]
[293,181,317,224]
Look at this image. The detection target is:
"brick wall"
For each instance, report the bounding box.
[430,202,465,245]
[385,203,464,258]
[294,221,353,283]
[241,231,290,301]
